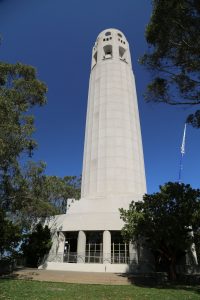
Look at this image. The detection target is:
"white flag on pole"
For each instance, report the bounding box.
[181,123,187,155]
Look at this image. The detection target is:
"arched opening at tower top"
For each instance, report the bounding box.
[93,51,97,63]
[103,45,112,59]
[119,46,126,58]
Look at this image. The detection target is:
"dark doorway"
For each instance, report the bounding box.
[64,231,78,263]
[111,231,129,264]
[85,231,103,263]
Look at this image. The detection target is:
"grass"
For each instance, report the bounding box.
[0,279,200,300]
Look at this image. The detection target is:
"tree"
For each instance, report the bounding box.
[0,62,47,214]
[0,60,81,258]
[8,161,60,229]
[42,175,81,214]
[140,0,200,127]
[21,223,52,267]
[0,207,21,259]
[0,61,58,258]
[120,182,200,280]
[0,62,47,167]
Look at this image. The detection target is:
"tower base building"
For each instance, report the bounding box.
[40,29,151,273]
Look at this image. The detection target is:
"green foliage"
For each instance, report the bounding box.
[0,65,57,257]
[120,182,200,279]
[0,62,47,169]
[1,159,81,228]
[0,207,21,258]
[21,223,52,267]
[8,161,60,228]
[0,59,81,258]
[187,110,200,128]
[0,60,54,258]
[0,61,48,217]
[141,0,200,127]
[43,175,81,214]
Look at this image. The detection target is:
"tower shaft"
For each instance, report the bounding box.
[81,29,146,201]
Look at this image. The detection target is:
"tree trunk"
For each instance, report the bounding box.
[168,258,176,281]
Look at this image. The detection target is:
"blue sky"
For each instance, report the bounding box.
[0,0,199,193]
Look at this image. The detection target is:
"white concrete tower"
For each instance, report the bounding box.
[81,28,146,204]
[43,29,147,272]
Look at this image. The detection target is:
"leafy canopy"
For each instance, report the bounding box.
[0,62,47,167]
[0,58,81,258]
[0,207,21,258]
[0,62,47,216]
[21,223,52,267]
[141,0,200,127]
[120,182,200,279]
[0,61,81,225]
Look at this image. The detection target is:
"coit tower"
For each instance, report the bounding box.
[44,29,147,271]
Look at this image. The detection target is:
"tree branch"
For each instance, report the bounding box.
[151,99,200,106]
[154,67,200,85]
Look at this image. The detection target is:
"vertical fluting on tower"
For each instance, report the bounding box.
[81,29,146,200]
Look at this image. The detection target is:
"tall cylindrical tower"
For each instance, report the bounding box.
[44,29,148,272]
[81,28,146,203]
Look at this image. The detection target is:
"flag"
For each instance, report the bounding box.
[181,124,187,155]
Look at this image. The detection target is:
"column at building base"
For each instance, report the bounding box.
[129,241,138,264]
[77,230,86,263]
[103,230,111,264]
[57,232,65,262]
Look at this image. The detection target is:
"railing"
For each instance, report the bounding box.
[64,252,77,263]
[112,254,129,264]
[47,252,138,264]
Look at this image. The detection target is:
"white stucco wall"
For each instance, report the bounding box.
[40,262,131,273]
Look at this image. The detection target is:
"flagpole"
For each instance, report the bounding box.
[178,123,187,183]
